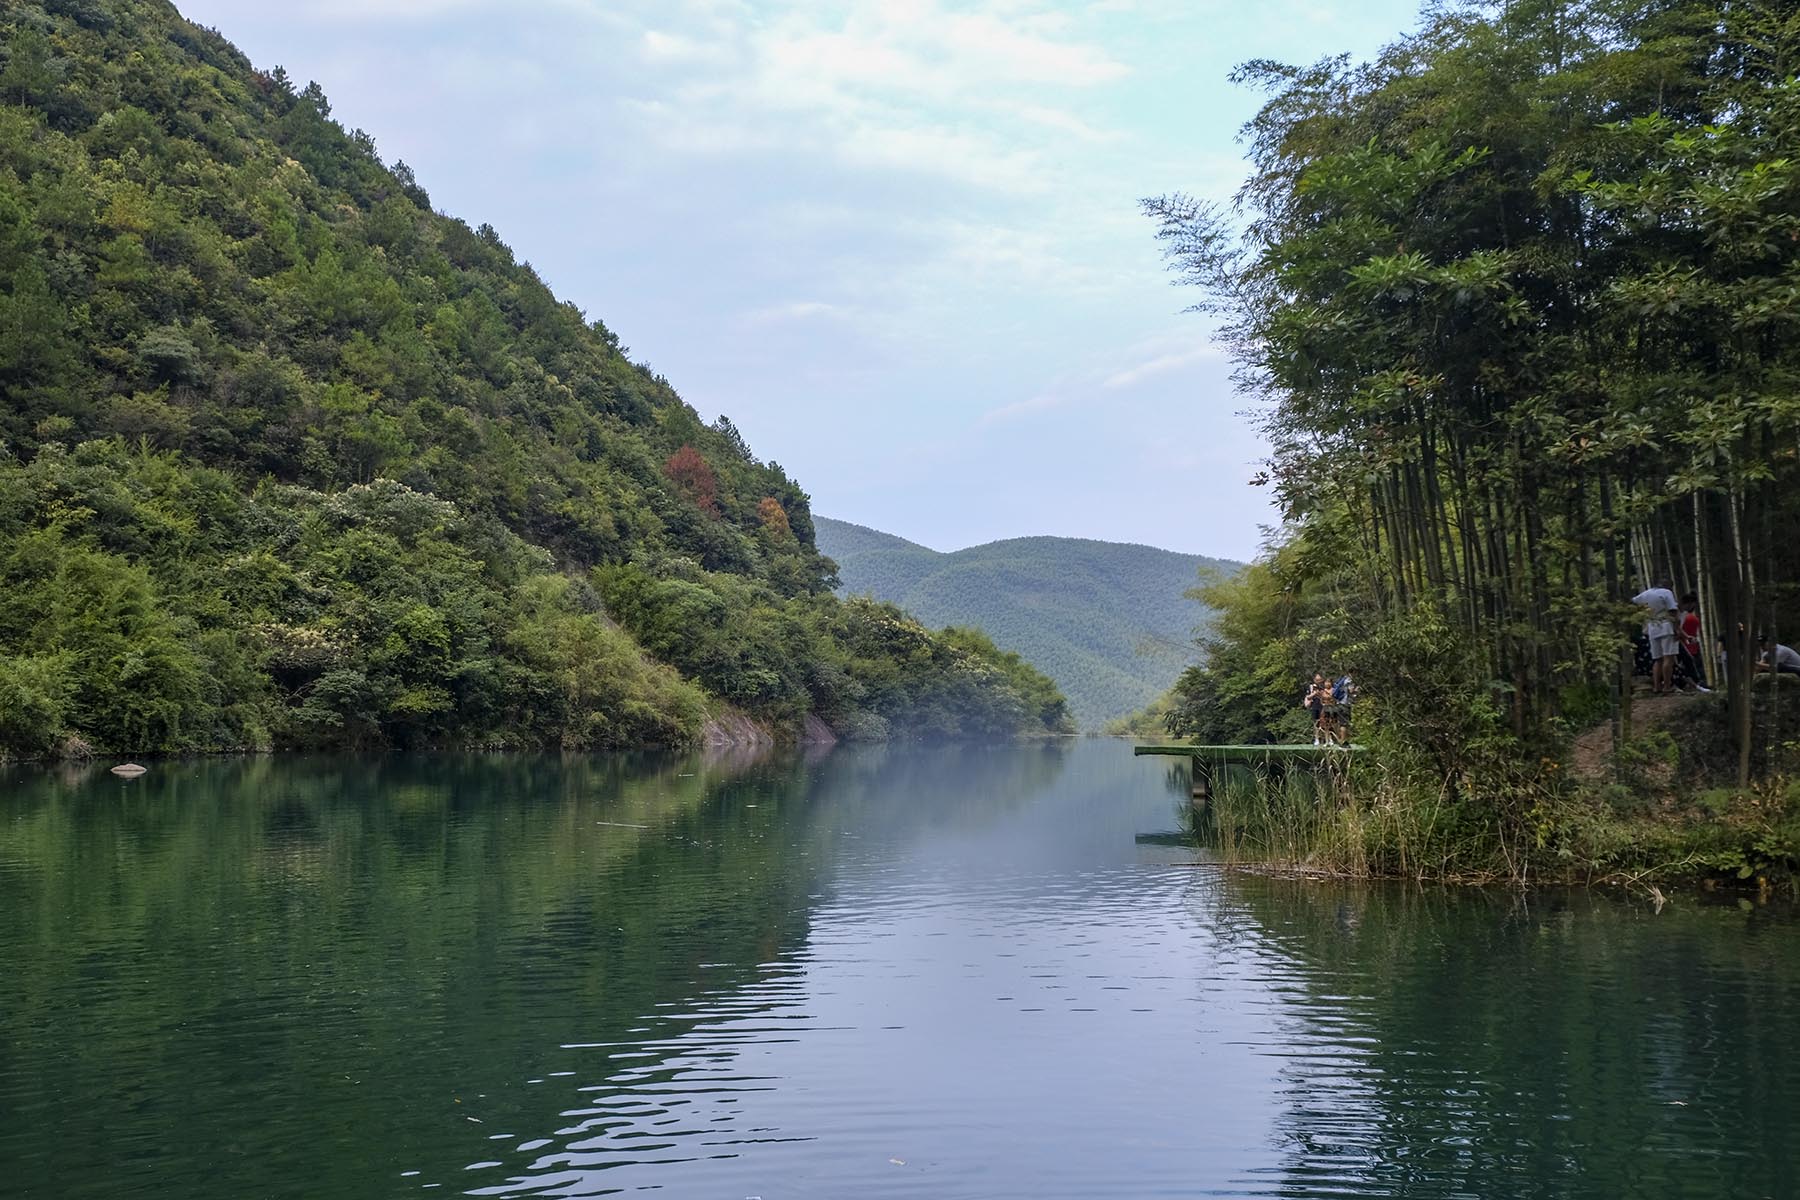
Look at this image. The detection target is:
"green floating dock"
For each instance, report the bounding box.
[1133,743,1363,762]
[1133,743,1362,799]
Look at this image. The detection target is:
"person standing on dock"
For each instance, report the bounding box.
[1332,674,1355,743]
[1303,673,1331,746]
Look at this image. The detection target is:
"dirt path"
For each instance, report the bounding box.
[1568,691,1708,781]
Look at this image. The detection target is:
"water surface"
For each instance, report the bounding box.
[1,743,1794,1198]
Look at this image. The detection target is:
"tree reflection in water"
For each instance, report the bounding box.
[1204,875,1800,1199]
[0,742,1073,1199]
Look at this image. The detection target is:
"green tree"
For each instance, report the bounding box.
[1149,0,1800,789]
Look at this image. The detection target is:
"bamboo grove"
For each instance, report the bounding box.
[1148,0,1800,785]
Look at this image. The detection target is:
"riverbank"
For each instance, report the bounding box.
[0,703,807,766]
[1,705,1088,768]
[1164,696,1800,892]
[1189,778,1797,892]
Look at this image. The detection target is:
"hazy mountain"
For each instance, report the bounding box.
[817,517,1237,729]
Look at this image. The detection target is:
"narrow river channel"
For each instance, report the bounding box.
[2,741,1794,1198]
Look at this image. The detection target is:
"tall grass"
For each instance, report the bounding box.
[1188,764,1354,871]
[1187,766,1527,881]
[1180,748,1800,888]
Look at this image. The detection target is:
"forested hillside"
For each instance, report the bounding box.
[816,516,1235,728]
[0,0,1070,757]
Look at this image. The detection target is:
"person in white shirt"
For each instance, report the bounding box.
[1757,635,1800,677]
[1632,584,1680,694]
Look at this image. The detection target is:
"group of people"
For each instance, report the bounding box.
[1632,583,1800,692]
[1631,586,1710,694]
[1301,672,1355,746]
[1287,588,1791,740]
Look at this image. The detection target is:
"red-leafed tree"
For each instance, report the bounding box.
[663,444,719,515]
[757,496,791,539]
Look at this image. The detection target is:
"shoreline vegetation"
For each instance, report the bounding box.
[0,1,1073,763]
[1166,725,1799,895]
[1137,690,1799,896]
[1126,0,1800,892]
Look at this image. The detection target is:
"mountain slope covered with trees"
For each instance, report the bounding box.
[816,516,1236,728]
[0,0,1070,758]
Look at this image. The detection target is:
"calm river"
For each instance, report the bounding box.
[2,742,1795,1198]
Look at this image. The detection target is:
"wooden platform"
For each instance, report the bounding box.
[1134,743,1361,799]
[1133,743,1362,762]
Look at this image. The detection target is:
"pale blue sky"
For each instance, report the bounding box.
[178,0,1422,561]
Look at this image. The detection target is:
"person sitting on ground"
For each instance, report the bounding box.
[1677,594,1710,693]
[1631,582,1681,695]
[1756,634,1800,677]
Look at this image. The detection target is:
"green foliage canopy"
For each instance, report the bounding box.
[1147,0,1800,792]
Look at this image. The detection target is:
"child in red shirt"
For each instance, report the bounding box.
[1678,593,1709,691]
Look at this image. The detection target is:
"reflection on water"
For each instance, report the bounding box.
[1206,878,1800,1199]
[1,742,1794,1198]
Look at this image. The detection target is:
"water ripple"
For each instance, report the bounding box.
[1,747,1796,1198]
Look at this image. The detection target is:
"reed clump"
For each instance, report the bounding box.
[1182,729,1800,891]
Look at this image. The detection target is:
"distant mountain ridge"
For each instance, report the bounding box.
[816,517,1237,729]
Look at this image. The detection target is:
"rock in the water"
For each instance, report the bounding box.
[110,763,148,777]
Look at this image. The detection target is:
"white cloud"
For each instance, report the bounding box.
[287,0,596,22]
[1102,343,1222,390]
[615,0,1133,199]
[640,28,738,67]
[979,392,1065,426]
[934,9,1128,85]
[974,332,1227,430]
[1003,102,1116,142]
[741,300,847,325]
[928,219,1116,293]
[588,0,1164,357]
[839,124,1050,194]
[751,5,1126,101]
[300,0,489,16]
